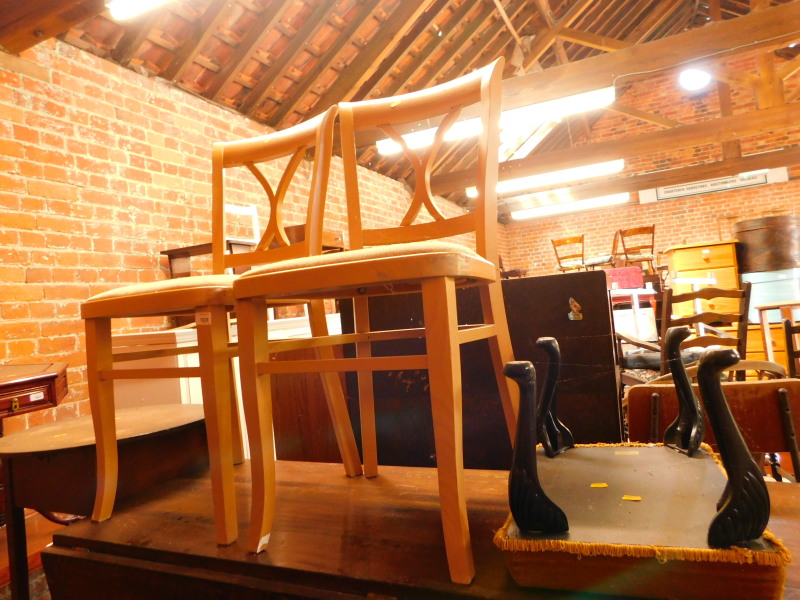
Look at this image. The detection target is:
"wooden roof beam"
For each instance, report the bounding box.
[432,101,800,195]
[0,0,105,54]
[500,1,800,113]
[500,146,800,219]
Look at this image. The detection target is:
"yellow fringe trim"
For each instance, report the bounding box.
[494,443,792,568]
[494,516,791,567]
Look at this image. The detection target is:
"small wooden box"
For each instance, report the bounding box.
[0,363,68,418]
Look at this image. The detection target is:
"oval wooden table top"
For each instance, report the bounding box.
[0,404,205,456]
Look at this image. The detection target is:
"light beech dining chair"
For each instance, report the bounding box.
[82,105,361,548]
[233,58,517,583]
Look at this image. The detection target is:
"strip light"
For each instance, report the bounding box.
[107,0,172,20]
[376,86,615,156]
[466,159,625,198]
[510,192,630,221]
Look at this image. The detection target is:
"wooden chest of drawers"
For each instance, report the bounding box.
[663,240,740,316]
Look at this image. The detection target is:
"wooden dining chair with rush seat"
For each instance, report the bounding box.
[233,58,517,584]
[81,105,361,549]
[584,230,620,270]
[551,235,585,272]
[619,225,656,273]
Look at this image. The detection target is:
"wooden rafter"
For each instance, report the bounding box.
[309,1,431,111]
[206,1,294,101]
[160,0,232,81]
[240,1,342,116]
[269,0,379,125]
[349,0,450,102]
[432,102,800,195]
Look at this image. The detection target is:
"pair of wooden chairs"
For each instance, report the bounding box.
[554,225,656,274]
[81,58,516,584]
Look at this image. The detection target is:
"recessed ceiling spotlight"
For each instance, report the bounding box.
[678,68,712,92]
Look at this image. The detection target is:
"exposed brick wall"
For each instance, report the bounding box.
[5,40,798,436]
[503,56,800,276]
[0,40,425,433]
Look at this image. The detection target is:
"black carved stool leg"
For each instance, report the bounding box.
[535,338,574,458]
[503,361,569,534]
[663,326,705,456]
[696,349,770,547]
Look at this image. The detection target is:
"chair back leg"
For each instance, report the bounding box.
[196,304,239,545]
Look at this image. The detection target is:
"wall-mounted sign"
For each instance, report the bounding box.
[639,167,788,204]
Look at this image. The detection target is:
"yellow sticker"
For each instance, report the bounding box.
[622,495,643,502]
[590,483,608,488]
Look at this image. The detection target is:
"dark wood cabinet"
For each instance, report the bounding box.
[331,270,622,470]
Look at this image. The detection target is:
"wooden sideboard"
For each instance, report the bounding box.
[662,240,740,316]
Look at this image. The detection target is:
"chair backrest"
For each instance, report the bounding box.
[784,318,800,377]
[551,235,584,271]
[211,105,338,275]
[659,282,752,375]
[619,225,655,262]
[337,58,503,261]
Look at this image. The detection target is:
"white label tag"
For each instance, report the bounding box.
[196,312,212,326]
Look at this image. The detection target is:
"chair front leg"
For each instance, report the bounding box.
[195,304,238,546]
[421,277,474,585]
[236,297,277,553]
[84,316,118,522]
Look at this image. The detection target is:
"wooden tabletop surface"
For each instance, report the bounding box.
[46,459,800,599]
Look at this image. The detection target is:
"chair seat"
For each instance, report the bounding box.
[584,254,612,267]
[625,253,654,262]
[235,241,497,299]
[82,275,236,318]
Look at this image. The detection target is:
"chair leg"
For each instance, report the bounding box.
[352,296,378,478]
[237,298,277,553]
[228,358,245,465]
[196,304,238,546]
[85,317,118,522]
[307,299,363,477]
[421,277,474,584]
[480,281,519,445]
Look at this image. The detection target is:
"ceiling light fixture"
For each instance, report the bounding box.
[466,159,625,198]
[678,68,712,92]
[376,86,616,156]
[107,0,173,20]
[509,192,630,221]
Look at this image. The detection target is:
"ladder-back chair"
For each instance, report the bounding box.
[551,235,585,272]
[233,58,516,584]
[619,225,656,273]
[82,105,360,548]
[657,282,752,378]
[784,318,800,377]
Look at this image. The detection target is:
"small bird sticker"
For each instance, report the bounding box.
[568,297,583,320]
